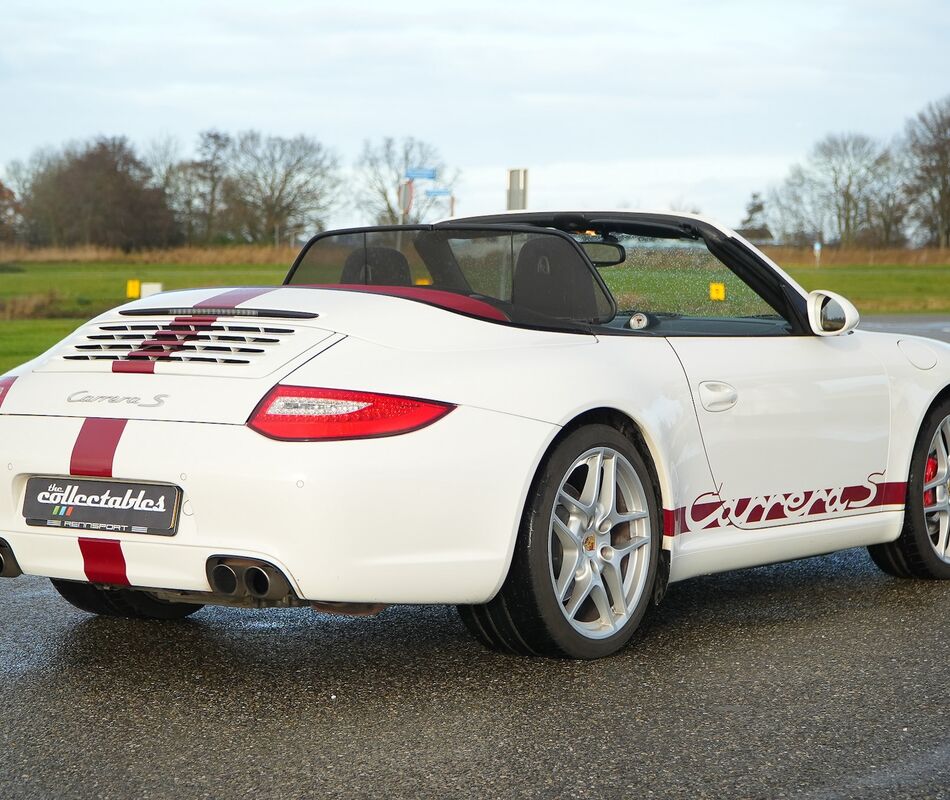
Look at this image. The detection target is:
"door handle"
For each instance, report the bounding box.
[698,381,738,412]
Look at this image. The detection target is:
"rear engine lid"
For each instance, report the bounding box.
[35,313,334,380]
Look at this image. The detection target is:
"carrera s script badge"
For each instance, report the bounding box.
[67,390,168,408]
[23,477,181,536]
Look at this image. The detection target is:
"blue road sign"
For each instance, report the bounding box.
[405,167,437,180]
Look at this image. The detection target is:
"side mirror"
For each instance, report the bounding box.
[580,241,626,266]
[807,290,860,336]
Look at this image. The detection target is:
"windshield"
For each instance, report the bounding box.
[285,226,616,329]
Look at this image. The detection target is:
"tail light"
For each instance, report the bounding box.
[247,386,455,441]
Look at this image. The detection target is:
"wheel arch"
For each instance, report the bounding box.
[547,406,674,530]
[896,382,950,482]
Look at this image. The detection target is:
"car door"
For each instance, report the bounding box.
[668,334,891,529]
[596,227,891,531]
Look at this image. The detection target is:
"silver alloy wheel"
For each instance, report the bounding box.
[924,414,950,563]
[549,447,651,639]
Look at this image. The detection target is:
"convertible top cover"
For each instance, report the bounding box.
[285,226,616,328]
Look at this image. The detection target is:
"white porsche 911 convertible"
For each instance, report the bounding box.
[1,211,948,659]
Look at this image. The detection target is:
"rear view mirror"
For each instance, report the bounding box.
[580,242,626,266]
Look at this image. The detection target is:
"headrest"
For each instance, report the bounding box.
[513,236,600,320]
[341,246,412,286]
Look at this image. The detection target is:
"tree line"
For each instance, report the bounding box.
[0,133,457,249]
[2,94,948,251]
[747,94,950,248]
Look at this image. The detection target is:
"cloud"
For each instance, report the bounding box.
[1,0,947,227]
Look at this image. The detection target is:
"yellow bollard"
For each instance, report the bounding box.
[126,279,141,300]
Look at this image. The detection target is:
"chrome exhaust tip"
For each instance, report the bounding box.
[244,564,291,601]
[209,563,240,595]
[244,566,270,598]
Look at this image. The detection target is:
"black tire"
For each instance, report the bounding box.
[51,579,203,620]
[458,424,660,659]
[868,398,950,579]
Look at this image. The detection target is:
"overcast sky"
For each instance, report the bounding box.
[2,0,947,228]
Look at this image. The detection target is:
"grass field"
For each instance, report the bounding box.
[0,261,286,319]
[1,256,949,374]
[0,319,86,373]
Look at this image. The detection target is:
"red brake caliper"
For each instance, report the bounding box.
[924,456,938,507]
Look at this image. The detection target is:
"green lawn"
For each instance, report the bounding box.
[0,261,287,373]
[786,264,950,314]
[0,261,286,319]
[0,319,86,373]
[1,259,949,375]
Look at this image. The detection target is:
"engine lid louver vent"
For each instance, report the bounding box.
[38,316,336,378]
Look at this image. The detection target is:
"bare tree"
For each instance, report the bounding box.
[862,144,909,246]
[769,133,889,245]
[194,130,232,243]
[768,164,826,245]
[811,133,882,245]
[905,95,950,247]
[0,178,18,243]
[354,137,458,224]
[226,131,341,243]
[142,134,181,193]
[740,192,767,229]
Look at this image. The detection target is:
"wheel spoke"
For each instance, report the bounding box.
[935,511,950,558]
[613,536,651,560]
[555,548,583,602]
[599,453,618,518]
[589,577,617,630]
[564,568,597,619]
[924,498,949,515]
[924,475,946,493]
[552,514,582,548]
[579,449,604,510]
[611,509,649,527]
[600,557,626,614]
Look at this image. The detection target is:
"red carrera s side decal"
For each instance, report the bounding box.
[78,538,130,585]
[663,474,907,536]
[70,418,128,478]
[0,375,17,409]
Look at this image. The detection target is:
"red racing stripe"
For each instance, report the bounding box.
[112,361,155,374]
[70,418,128,477]
[78,538,130,585]
[196,287,274,308]
[0,375,17,409]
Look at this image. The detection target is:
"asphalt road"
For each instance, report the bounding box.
[862,314,950,343]
[1,317,949,800]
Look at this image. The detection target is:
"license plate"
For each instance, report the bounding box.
[23,476,182,536]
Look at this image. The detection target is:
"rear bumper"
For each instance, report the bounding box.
[0,408,556,603]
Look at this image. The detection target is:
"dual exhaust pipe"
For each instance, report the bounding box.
[206,556,292,601]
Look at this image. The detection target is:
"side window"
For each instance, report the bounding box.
[593,235,791,336]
